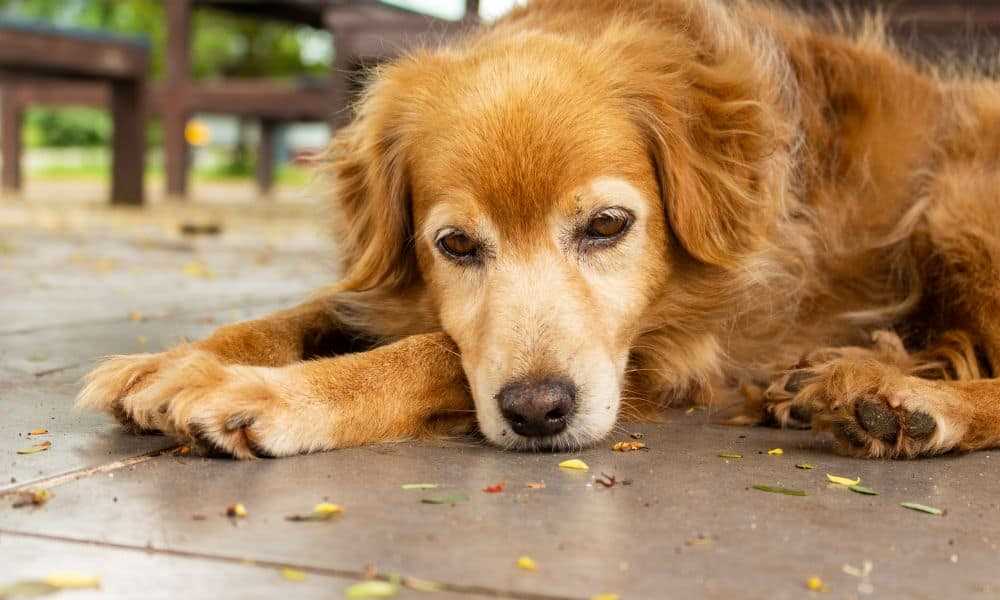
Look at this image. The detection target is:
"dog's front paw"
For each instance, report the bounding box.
[766,358,966,458]
[79,351,324,459]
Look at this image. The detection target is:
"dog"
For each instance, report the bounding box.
[79,0,1000,459]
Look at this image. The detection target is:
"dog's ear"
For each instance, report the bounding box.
[629,34,791,269]
[325,71,418,293]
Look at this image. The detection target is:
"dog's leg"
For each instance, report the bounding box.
[78,299,474,457]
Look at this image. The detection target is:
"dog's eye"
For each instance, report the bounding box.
[437,231,480,262]
[584,208,632,244]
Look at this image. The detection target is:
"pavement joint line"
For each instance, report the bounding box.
[0,529,584,600]
[32,362,83,379]
[0,446,178,496]
[0,294,305,337]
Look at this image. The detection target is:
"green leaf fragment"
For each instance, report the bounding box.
[795,463,816,470]
[849,485,878,496]
[752,484,807,496]
[400,483,438,490]
[17,441,52,455]
[718,452,743,459]
[900,502,944,515]
[420,493,469,505]
[0,581,60,598]
[344,581,399,598]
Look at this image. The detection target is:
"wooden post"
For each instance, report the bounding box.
[164,0,192,199]
[0,87,23,194]
[257,118,277,196]
[110,79,146,205]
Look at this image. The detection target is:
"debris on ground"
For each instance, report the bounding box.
[590,594,621,600]
[344,580,399,598]
[558,459,589,471]
[400,576,443,592]
[718,452,743,459]
[0,572,102,597]
[685,534,713,547]
[612,440,647,452]
[849,485,878,496]
[595,473,618,488]
[182,260,214,279]
[482,483,505,493]
[826,474,861,486]
[226,503,248,518]
[280,568,307,582]
[16,440,52,455]
[285,503,343,522]
[174,446,191,457]
[516,556,538,571]
[752,484,807,496]
[420,494,469,505]
[11,488,51,508]
[805,576,827,592]
[129,310,144,322]
[767,448,784,456]
[796,463,816,470]
[28,428,48,436]
[526,482,546,489]
[629,432,645,440]
[400,483,438,490]
[900,502,944,516]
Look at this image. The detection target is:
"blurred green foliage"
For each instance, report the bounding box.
[0,0,332,147]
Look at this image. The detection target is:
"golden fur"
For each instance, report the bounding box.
[79,0,1000,459]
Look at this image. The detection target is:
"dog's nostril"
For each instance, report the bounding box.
[497,377,577,438]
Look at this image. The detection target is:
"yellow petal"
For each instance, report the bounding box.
[591,594,621,600]
[313,502,343,515]
[43,573,100,589]
[345,581,399,598]
[29,428,48,436]
[806,576,826,591]
[516,556,538,571]
[826,474,861,486]
[558,459,589,471]
[280,568,306,582]
[227,503,248,518]
[767,448,784,456]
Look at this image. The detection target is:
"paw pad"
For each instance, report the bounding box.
[856,397,899,443]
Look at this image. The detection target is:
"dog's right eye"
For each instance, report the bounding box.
[436,231,480,263]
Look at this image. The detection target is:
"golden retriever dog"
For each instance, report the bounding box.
[79,0,1000,459]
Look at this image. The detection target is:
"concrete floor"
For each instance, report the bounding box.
[2,210,999,600]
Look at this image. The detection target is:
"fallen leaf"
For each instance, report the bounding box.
[826,474,861,486]
[768,448,784,456]
[483,483,505,493]
[526,482,546,489]
[226,503,248,518]
[796,463,816,470]
[400,483,438,490]
[12,488,51,508]
[753,484,806,496]
[0,580,58,597]
[43,573,100,590]
[420,493,469,505]
[900,502,944,516]
[285,502,343,522]
[805,576,827,592]
[28,428,48,436]
[591,594,621,600]
[345,580,399,598]
[17,441,52,455]
[516,556,537,571]
[182,261,214,279]
[27,354,48,363]
[400,577,443,592]
[280,568,306,582]
[611,441,647,452]
[129,311,143,322]
[849,485,878,496]
[718,452,743,459]
[685,534,713,546]
[559,458,589,471]
[595,473,618,488]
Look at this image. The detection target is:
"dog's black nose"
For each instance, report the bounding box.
[498,377,576,437]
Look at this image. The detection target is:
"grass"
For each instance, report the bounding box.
[27,162,312,186]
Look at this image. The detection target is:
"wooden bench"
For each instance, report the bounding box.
[0,22,150,205]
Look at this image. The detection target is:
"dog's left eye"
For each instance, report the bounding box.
[583,208,632,244]
[436,230,481,263]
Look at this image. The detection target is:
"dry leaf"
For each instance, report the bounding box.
[17,441,52,455]
[43,573,101,589]
[591,594,621,600]
[182,261,214,279]
[400,483,438,490]
[129,311,143,322]
[12,488,51,508]
[516,556,537,571]
[28,428,48,436]
[483,483,505,493]
[718,452,743,459]
[826,474,861,486]
[767,448,784,456]
[285,502,343,522]
[558,458,589,470]
[753,484,806,496]
[226,503,248,518]
[280,568,306,582]
[900,502,944,515]
[805,576,827,592]
[796,463,816,470]
[344,581,399,598]
[526,482,546,489]
[611,441,647,452]
[420,494,468,505]
[849,484,878,496]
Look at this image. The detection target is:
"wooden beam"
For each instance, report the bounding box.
[257,119,278,196]
[0,88,23,193]
[110,79,146,205]
[0,25,148,81]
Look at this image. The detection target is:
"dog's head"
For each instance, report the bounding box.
[327,13,789,449]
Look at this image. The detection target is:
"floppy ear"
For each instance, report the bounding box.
[630,34,792,268]
[325,72,417,293]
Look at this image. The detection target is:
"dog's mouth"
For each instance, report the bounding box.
[481,412,615,452]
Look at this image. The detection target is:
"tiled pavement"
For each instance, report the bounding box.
[2,221,999,599]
